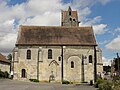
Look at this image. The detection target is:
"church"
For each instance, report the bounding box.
[12,7,103,83]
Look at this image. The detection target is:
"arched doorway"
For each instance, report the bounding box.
[49,60,59,82]
[21,69,26,78]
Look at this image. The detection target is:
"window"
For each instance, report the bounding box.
[70,18,72,21]
[21,69,26,78]
[73,19,76,21]
[69,11,71,16]
[58,57,61,61]
[89,55,92,63]
[61,22,63,26]
[71,61,74,68]
[48,49,52,59]
[27,50,31,59]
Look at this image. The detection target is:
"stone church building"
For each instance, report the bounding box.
[12,7,103,83]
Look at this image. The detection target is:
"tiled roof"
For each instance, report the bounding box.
[0,53,10,63]
[16,26,97,46]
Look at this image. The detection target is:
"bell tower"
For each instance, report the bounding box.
[61,6,80,27]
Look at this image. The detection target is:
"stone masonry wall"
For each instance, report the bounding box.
[13,46,101,83]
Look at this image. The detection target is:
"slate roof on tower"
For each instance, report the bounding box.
[16,26,97,46]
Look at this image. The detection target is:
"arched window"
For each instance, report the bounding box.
[70,18,72,21]
[73,19,76,22]
[69,11,71,16]
[27,50,31,59]
[89,55,92,63]
[21,69,26,78]
[71,61,74,68]
[48,49,52,59]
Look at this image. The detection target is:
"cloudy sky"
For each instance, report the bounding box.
[0,0,120,61]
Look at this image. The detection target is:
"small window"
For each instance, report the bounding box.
[71,61,74,68]
[61,22,63,26]
[58,57,61,61]
[89,55,92,63]
[21,69,26,78]
[48,49,52,59]
[69,11,71,16]
[27,50,31,59]
[73,19,76,21]
[70,18,72,21]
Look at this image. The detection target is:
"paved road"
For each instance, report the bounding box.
[0,79,98,90]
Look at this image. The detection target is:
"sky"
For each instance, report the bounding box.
[0,0,120,62]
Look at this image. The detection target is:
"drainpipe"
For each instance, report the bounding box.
[12,52,14,79]
[94,46,97,82]
[37,48,40,80]
[82,55,85,82]
[61,46,64,83]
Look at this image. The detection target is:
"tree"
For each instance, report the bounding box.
[113,57,120,71]
[103,66,111,72]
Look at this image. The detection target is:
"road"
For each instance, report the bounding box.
[0,79,98,90]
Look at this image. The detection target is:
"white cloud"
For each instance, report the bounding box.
[82,16,102,25]
[26,0,62,14]
[0,33,17,53]
[0,0,112,55]
[80,16,108,35]
[78,7,91,20]
[98,0,111,5]
[93,24,108,34]
[0,0,63,55]
[23,12,60,26]
[99,40,109,45]
[102,57,111,66]
[106,36,120,51]
[115,27,120,32]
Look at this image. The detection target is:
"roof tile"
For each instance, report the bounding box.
[16,26,97,46]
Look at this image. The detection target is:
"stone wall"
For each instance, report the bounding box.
[96,48,103,73]
[13,46,102,83]
[0,62,10,73]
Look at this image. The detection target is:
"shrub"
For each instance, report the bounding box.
[98,81,113,90]
[96,76,120,90]
[62,80,70,84]
[113,76,120,81]
[4,71,9,78]
[96,78,104,85]
[0,70,9,78]
[95,78,104,88]
[113,80,120,90]
[0,70,4,78]
[29,79,39,82]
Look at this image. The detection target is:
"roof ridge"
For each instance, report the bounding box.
[20,25,92,28]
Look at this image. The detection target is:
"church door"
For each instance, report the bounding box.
[21,69,26,78]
